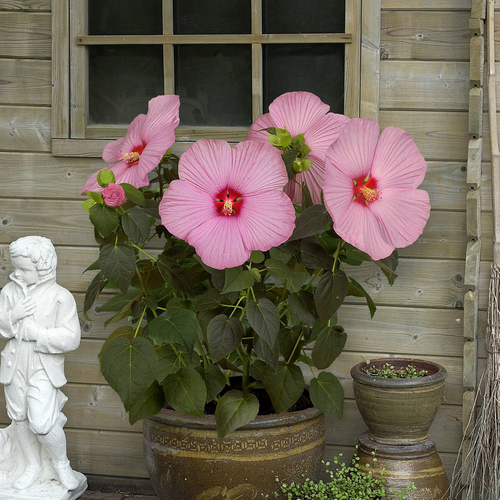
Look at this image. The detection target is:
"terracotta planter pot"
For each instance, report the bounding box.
[351,358,447,445]
[143,408,325,500]
[356,432,449,500]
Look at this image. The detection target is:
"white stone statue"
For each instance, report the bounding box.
[0,236,87,499]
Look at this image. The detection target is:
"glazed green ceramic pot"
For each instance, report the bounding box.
[143,408,325,500]
[356,432,450,500]
[351,358,447,445]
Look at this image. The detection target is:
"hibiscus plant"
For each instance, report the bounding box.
[81,92,430,440]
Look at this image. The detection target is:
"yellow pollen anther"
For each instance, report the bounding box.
[122,151,140,164]
[360,186,378,203]
[222,199,234,216]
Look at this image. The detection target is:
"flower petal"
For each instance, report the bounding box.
[304,113,351,158]
[371,127,427,190]
[123,114,148,152]
[111,161,150,189]
[230,141,288,197]
[269,92,330,137]
[159,179,217,241]
[325,118,379,180]
[246,113,276,143]
[81,170,101,195]
[188,216,250,270]
[141,95,180,144]
[238,191,296,251]
[369,188,431,249]
[102,136,128,164]
[284,154,325,205]
[136,127,176,178]
[178,140,233,197]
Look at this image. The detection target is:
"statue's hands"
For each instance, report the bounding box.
[10,297,36,324]
[23,322,40,342]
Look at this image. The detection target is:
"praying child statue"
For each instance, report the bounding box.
[0,236,86,499]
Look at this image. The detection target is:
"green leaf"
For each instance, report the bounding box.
[265,258,297,280]
[207,314,244,362]
[278,327,302,361]
[96,290,141,313]
[120,183,145,206]
[149,309,199,355]
[98,326,134,361]
[90,204,119,238]
[121,207,151,245]
[82,198,96,212]
[262,362,305,414]
[253,335,279,369]
[347,278,377,318]
[250,251,265,263]
[300,240,333,270]
[310,372,344,418]
[129,382,165,425]
[288,205,332,242]
[246,298,280,357]
[282,150,299,179]
[288,291,317,327]
[156,344,194,383]
[197,364,226,402]
[86,190,104,205]
[222,267,255,293]
[215,390,259,441]
[100,337,159,411]
[83,259,100,273]
[311,325,347,369]
[99,244,136,293]
[84,271,106,316]
[301,184,313,210]
[314,270,349,325]
[194,289,223,312]
[270,247,292,264]
[375,250,399,286]
[157,254,192,294]
[163,367,206,418]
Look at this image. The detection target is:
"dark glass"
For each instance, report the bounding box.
[175,45,252,126]
[89,45,164,124]
[264,44,344,114]
[174,0,251,34]
[88,0,163,35]
[263,0,345,34]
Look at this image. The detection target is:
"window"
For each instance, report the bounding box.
[51,0,380,157]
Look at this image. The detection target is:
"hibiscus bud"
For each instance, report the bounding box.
[268,128,292,150]
[97,169,116,188]
[292,158,312,173]
[102,183,126,207]
[250,268,261,282]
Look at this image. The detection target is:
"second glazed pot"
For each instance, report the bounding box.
[351,358,447,445]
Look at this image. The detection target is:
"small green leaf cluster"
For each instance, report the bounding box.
[82,155,400,440]
[363,361,428,379]
[269,452,417,500]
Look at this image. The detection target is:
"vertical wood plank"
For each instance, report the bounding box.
[467,188,482,237]
[471,0,487,19]
[463,290,479,340]
[468,87,484,138]
[251,0,263,121]
[345,0,362,118]
[163,0,174,94]
[70,0,87,138]
[470,36,485,87]
[463,340,478,389]
[467,138,483,188]
[360,0,381,120]
[464,239,481,289]
[52,0,70,138]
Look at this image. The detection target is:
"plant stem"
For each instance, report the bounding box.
[332,239,344,273]
[287,331,304,364]
[197,339,209,368]
[229,295,246,318]
[134,306,147,338]
[131,244,157,262]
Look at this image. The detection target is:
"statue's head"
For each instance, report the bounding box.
[9,236,57,285]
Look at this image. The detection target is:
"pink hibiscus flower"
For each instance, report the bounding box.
[246,91,350,205]
[323,119,431,261]
[82,95,180,194]
[159,139,296,270]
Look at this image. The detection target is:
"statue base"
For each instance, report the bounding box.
[0,472,87,500]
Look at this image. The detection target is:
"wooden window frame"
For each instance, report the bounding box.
[52,0,381,158]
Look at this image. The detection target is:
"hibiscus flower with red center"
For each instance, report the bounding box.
[247,91,350,205]
[82,94,180,194]
[159,139,296,270]
[323,119,431,261]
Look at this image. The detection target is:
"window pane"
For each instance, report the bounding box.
[174,0,251,34]
[264,44,344,114]
[175,45,252,126]
[263,0,345,34]
[88,0,163,35]
[89,45,164,124]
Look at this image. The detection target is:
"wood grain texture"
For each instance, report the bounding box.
[470,36,485,87]
[467,188,482,238]
[381,0,486,9]
[0,0,50,10]
[463,290,479,340]
[0,12,51,59]
[469,87,484,139]
[345,0,361,118]
[0,105,50,152]
[467,138,483,188]
[464,240,482,290]
[0,58,51,105]
[463,340,478,389]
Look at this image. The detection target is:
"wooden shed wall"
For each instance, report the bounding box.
[0,0,488,479]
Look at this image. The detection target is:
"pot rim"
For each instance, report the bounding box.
[350,357,447,388]
[148,406,323,430]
